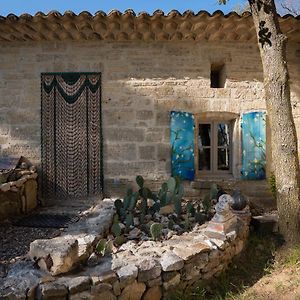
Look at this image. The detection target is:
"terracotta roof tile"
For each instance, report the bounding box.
[0,10,298,42]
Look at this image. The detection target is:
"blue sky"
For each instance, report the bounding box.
[0,0,249,16]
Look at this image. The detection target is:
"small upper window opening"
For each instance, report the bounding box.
[210,63,226,88]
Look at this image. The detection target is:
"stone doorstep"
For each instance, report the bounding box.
[251,213,279,233]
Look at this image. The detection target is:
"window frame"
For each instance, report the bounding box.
[195,116,233,178]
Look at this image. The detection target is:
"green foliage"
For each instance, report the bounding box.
[111,219,122,237]
[137,176,157,221]
[201,183,219,215]
[186,202,196,217]
[113,235,126,246]
[167,177,176,193]
[195,212,207,224]
[114,199,123,216]
[136,175,144,188]
[113,175,185,233]
[202,194,212,215]
[150,222,163,241]
[183,214,192,231]
[95,239,112,256]
[283,245,300,267]
[210,183,219,200]
[125,212,134,229]
[168,219,175,230]
[158,182,168,207]
[158,176,184,215]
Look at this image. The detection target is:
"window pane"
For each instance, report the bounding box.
[218,148,230,170]
[199,124,211,147]
[199,148,211,171]
[218,123,230,146]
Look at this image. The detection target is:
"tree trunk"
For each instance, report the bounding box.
[248,0,300,243]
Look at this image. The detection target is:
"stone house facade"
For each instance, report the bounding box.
[0,10,299,201]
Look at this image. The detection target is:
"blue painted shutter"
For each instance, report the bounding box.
[241,111,266,180]
[170,111,195,180]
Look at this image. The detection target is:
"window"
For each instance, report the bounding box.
[197,121,232,174]
[210,63,226,88]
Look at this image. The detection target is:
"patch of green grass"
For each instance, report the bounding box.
[283,245,300,268]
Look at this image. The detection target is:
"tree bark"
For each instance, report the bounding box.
[248,0,300,243]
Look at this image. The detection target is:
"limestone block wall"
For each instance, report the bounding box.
[0,40,299,197]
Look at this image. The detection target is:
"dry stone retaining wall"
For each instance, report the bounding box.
[0,198,251,300]
[0,172,38,221]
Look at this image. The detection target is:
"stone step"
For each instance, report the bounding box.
[244,193,273,199]
[251,213,278,233]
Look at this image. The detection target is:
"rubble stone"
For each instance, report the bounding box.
[160,252,184,271]
[137,259,161,282]
[29,235,79,275]
[119,281,146,300]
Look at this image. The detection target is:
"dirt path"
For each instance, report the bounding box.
[0,222,59,264]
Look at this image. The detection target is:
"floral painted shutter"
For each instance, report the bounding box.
[241,111,266,180]
[170,111,195,180]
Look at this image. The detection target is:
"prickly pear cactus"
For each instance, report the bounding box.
[111,222,122,237]
[125,212,134,229]
[114,199,123,216]
[167,177,176,193]
[136,175,144,188]
[210,183,218,200]
[202,194,212,214]
[150,223,163,241]
[186,202,196,217]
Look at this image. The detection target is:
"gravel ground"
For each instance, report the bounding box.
[0,222,60,264]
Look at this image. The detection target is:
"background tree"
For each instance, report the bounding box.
[280,0,300,15]
[221,0,300,244]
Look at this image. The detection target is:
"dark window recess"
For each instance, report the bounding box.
[210,64,226,88]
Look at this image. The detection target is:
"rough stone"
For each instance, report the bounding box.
[182,263,200,281]
[91,282,112,294]
[29,235,79,275]
[117,264,138,288]
[0,261,46,300]
[160,252,184,272]
[95,291,116,300]
[98,270,118,284]
[209,238,226,250]
[137,259,161,282]
[119,281,146,300]
[159,204,174,215]
[173,242,211,261]
[162,271,178,282]
[113,280,121,296]
[59,276,91,294]
[163,273,181,291]
[69,291,94,300]
[146,276,162,288]
[40,282,68,298]
[76,234,98,261]
[143,286,162,300]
